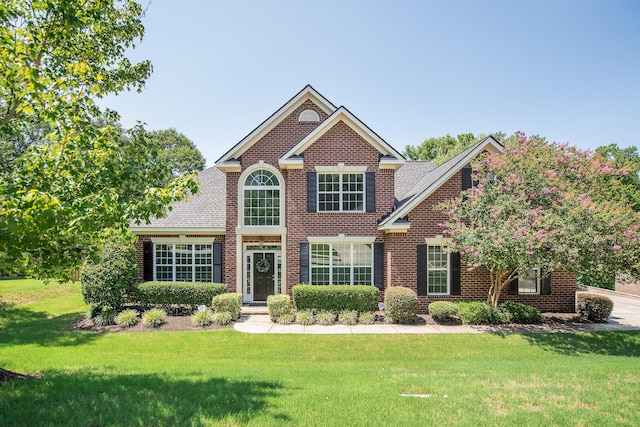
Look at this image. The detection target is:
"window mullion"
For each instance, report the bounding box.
[171,244,176,282]
[191,245,195,283]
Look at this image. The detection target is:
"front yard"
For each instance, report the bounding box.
[1,279,639,426]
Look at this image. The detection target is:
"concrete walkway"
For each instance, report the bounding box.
[234,289,640,334]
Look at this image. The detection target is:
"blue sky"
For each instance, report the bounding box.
[100,0,640,166]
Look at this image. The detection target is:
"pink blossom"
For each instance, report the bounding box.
[473,251,479,257]
[612,245,622,251]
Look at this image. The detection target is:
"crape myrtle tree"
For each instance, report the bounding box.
[0,0,198,280]
[438,133,640,307]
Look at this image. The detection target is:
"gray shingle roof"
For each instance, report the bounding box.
[394,160,438,204]
[134,166,226,230]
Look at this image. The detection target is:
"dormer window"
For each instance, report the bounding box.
[298,109,320,123]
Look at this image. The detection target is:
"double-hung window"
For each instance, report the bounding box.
[310,243,372,285]
[154,244,213,282]
[518,268,540,294]
[318,173,364,212]
[427,245,450,295]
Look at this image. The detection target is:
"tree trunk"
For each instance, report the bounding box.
[487,269,514,308]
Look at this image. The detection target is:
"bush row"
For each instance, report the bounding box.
[267,295,377,325]
[292,284,379,313]
[429,301,543,324]
[132,281,227,310]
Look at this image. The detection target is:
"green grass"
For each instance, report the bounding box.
[1,279,640,426]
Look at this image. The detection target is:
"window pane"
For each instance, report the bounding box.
[427,245,449,294]
[310,243,372,285]
[518,269,539,294]
[155,244,173,281]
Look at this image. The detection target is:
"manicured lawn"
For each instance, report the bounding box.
[1,280,639,426]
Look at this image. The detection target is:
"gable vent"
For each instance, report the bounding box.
[298,109,320,123]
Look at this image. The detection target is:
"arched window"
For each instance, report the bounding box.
[298,109,320,123]
[243,169,281,226]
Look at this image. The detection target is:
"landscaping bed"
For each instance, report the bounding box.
[74,312,234,333]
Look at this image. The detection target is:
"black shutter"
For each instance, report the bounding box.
[417,244,427,296]
[541,273,552,295]
[307,172,317,212]
[143,242,154,281]
[450,252,461,295]
[374,242,384,289]
[462,167,473,190]
[508,277,519,295]
[213,242,223,283]
[366,172,376,212]
[300,242,309,283]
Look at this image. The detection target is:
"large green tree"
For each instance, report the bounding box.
[438,133,640,307]
[0,0,197,279]
[149,128,206,177]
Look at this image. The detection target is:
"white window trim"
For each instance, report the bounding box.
[308,239,374,286]
[316,170,366,213]
[237,162,286,230]
[427,245,450,296]
[153,243,214,282]
[151,236,215,244]
[518,268,541,295]
[315,164,368,173]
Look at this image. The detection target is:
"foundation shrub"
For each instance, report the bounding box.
[457,302,507,324]
[142,308,165,328]
[133,282,227,311]
[316,310,336,326]
[212,293,242,320]
[115,309,139,328]
[296,309,315,325]
[358,312,376,325]
[191,309,214,327]
[93,308,117,326]
[499,301,542,323]
[384,287,418,324]
[267,294,292,322]
[428,301,459,321]
[213,311,233,325]
[277,312,296,325]
[292,284,379,313]
[338,310,358,326]
[577,293,613,322]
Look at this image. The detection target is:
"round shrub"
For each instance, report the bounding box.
[358,312,376,325]
[213,311,233,325]
[143,308,166,328]
[212,293,243,320]
[277,312,296,325]
[116,309,139,328]
[384,287,418,324]
[81,234,137,312]
[296,309,316,325]
[338,310,358,326]
[267,294,292,322]
[429,301,459,321]
[457,302,501,324]
[499,301,542,324]
[93,308,117,326]
[192,309,214,327]
[316,310,336,326]
[577,293,613,322]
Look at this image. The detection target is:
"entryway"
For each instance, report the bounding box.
[244,245,282,303]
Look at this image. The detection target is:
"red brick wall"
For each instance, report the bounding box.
[134,234,226,287]
[383,167,576,313]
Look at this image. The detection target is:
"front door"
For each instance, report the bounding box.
[253,252,275,301]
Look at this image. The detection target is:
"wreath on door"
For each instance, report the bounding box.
[255,258,271,273]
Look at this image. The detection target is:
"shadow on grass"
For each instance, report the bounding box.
[524,331,640,357]
[0,304,98,347]
[0,370,287,425]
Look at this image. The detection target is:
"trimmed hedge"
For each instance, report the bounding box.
[132,282,227,310]
[384,286,418,324]
[212,293,243,320]
[429,301,459,321]
[499,301,542,324]
[457,301,501,325]
[577,293,613,322]
[292,284,379,313]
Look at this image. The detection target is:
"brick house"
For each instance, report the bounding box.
[130,85,576,313]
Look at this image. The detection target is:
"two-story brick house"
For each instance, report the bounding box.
[131,85,576,312]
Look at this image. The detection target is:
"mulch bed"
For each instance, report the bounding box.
[73,314,234,333]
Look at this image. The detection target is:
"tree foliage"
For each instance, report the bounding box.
[438,133,640,306]
[404,133,480,163]
[0,0,198,279]
[149,128,206,177]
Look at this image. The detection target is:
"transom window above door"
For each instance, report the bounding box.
[243,169,281,226]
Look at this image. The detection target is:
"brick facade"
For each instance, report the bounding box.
[132,87,577,313]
